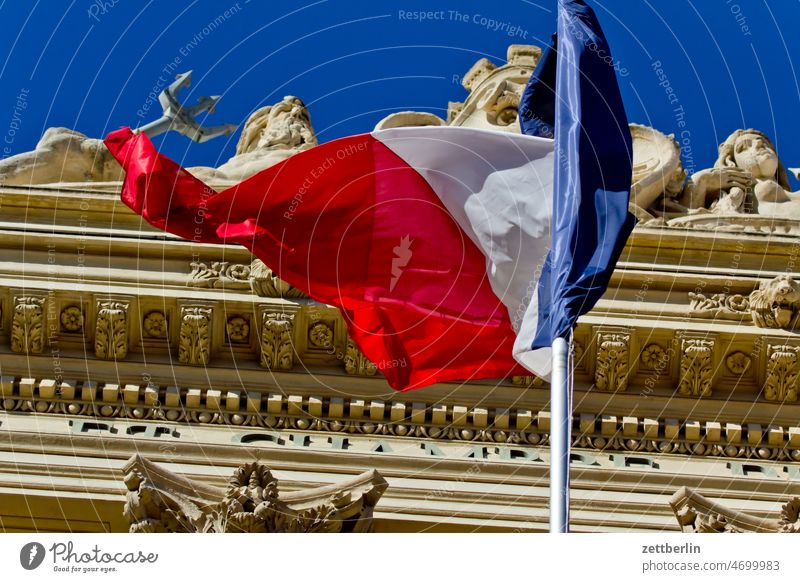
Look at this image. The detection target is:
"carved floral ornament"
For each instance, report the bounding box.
[188,260,251,290]
[226,315,250,344]
[725,351,751,375]
[142,311,167,339]
[308,321,334,349]
[640,343,668,369]
[59,305,83,333]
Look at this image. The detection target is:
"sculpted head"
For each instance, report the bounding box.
[235,96,317,155]
[715,129,789,188]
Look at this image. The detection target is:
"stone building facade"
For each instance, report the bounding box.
[1,44,799,533]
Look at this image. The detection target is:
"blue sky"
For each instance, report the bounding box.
[1,0,799,180]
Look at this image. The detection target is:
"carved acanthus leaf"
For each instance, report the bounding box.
[260,312,294,370]
[779,498,800,533]
[678,338,714,398]
[178,306,212,366]
[95,301,129,360]
[11,296,45,354]
[344,338,377,376]
[764,345,800,402]
[595,332,629,392]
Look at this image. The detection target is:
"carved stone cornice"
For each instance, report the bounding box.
[5,375,800,463]
[178,306,212,366]
[2,276,800,401]
[122,454,387,533]
[11,295,45,355]
[259,312,295,370]
[94,300,129,360]
[670,486,800,533]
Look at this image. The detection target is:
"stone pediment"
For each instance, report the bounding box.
[670,486,800,533]
[123,454,387,533]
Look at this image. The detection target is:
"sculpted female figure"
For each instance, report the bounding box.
[681,129,798,216]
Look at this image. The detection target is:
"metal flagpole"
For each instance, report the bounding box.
[549,335,571,533]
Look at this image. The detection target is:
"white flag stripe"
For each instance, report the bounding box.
[373,126,555,378]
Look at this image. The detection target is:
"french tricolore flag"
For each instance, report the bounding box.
[105,0,634,392]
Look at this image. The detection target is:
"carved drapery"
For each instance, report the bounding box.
[178,306,212,366]
[187,258,307,298]
[94,300,129,360]
[260,312,294,370]
[11,296,45,354]
[688,291,750,320]
[249,259,306,298]
[188,261,251,290]
[122,455,387,533]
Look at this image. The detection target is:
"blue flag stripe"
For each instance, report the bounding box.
[519,0,636,350]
